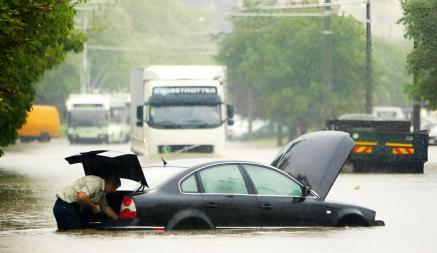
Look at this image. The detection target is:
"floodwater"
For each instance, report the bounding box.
[1,139,437,253]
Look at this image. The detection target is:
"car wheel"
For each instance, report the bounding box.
[172,217,213,230]
[20,137,32,143]
[38,133,51,142]
[336,214,369,227]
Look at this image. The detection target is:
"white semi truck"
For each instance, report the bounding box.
[66,93,130,144]
[130,65,234,156]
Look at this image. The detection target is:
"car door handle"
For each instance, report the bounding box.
[261,204,272,210]
[207,202,218,208]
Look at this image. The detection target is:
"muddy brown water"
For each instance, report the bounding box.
[1,139,437,253]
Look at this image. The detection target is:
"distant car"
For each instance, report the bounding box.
[421,116,437,131]
[429,126,437,145]
[338,113,378,121]
[65,131,384,230]
[420,117,437,145]
[372,106,406,120]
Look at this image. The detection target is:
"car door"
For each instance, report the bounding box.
[242,164,312,227]
[198,164,259,228]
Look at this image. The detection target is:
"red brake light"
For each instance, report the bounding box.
[122,197,132,206]
[120,196,137,220]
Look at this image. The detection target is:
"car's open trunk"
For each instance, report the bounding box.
[82,190,134,228]
[64,150,148,228]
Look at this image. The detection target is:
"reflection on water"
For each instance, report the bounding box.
[0,171,55,231]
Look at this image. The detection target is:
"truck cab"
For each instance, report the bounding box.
[130,66,233,157]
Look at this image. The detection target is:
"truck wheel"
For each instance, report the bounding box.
[38,133,51,142]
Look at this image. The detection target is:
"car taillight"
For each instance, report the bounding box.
[120,196,137,219]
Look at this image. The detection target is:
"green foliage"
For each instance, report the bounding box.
[373,38,412,107]
[400,0,437,108]
[0,0,84,155]
[217,14,367,135]
[34,54,81,118]
[87,0,215,91]
[35,0,215,116]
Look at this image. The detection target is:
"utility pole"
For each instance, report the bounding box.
[365,0,373,113]
[253,0,370,118]
[412,39,421,132]
[74,0,115,93]
[238,0,372,119]
[323,0,333,120]
[80,17,90,93]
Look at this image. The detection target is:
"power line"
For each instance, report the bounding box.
[228,12,325,17]
[256,0,366,10]
[87,45,146,52]
[233,0,373,115]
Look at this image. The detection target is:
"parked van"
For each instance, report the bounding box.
[372,106,406,120]
[17,105,60,142]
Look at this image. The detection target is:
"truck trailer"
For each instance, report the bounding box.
[326,119,428,173]
[130,65,234,156]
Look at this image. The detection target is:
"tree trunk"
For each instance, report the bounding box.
[276,123,283,147]
[288,126,297,142]
[247,97,254,135]
[297,121,308,136]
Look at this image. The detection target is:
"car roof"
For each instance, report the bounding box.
[141,159,277,189]
[143,158,269,170]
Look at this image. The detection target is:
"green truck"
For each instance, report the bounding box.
[326,119,428,173]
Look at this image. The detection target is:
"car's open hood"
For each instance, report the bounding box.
[271,131,354,199]
[65,150,148,187]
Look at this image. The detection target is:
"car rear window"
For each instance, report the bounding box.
[142,166,187,189]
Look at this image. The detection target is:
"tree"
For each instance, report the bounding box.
[34,54,82,118]
[0,0,84,155]
[373,38,412,107]
[34,0,215,117]
[217,14,367,141]
[400,0,437,108]
[86,0,215,92]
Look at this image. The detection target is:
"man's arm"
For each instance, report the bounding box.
[76,191,101,213]
[101,205,119,220]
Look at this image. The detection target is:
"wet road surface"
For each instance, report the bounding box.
[1,139,437,253]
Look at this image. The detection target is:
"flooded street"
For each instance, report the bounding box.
[2,0,436,252]
[1,139,437,252]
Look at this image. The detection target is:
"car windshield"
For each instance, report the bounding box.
[69,110,109,127]
[149,105,222,129]
[110,107,129,124]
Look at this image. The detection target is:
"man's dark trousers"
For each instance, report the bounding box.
[53,198,81,230]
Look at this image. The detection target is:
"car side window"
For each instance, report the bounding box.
[181,174,198,193]
[244,164,303,197]
[199,164,248,194]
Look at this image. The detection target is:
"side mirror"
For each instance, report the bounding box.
[136,106,143,127]
[302,185,312,197]
[227,105,234,126]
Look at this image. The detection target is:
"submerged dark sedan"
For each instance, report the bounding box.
[65,131,384,230]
